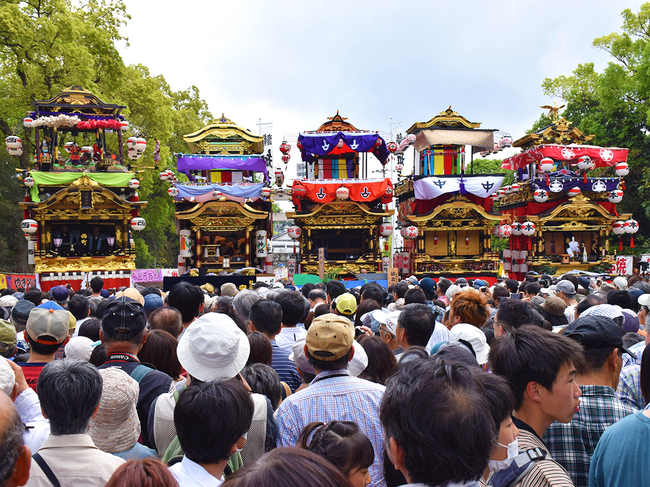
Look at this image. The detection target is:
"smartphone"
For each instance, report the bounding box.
[510,293,522,300]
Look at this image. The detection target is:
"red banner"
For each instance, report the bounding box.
[292,179,392,204]
[502,145,629,171]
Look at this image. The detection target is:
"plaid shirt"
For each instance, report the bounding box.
[543,385,636,487]
[276,369,386,487]
[616,364,645,410]
[621,341,645,368]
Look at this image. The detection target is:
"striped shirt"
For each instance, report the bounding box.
[276,369,386,487]
[616,364,645,410]
[513,418,574,487]
[543,385,636,487]
[270,340,302,393]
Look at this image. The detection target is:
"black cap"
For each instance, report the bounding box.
[563,315,636,359]
[101,297,146,340]
[433,341,480,368]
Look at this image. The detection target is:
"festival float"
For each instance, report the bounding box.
[286,112,394,276]
[17,86,147,291]
[394,108,504,281]
[497,104,632,278]
[167,115,272,275]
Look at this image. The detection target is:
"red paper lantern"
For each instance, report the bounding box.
[292,184,306,199]
[296,140,303,150]
[281,154,290,164]
[279,141,291,154]
[374,138,382,148]
[387,142,398,153]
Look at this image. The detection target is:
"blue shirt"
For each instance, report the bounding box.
[276,369,386,487]
[271,340,302,393]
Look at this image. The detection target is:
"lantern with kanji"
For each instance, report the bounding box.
[5,136,21,150]
[608,190,623,204]
[404,226,419,239]
[387,142,398,153]
[336,186,349,201]
[612,220,626,251]
[379,223,393,237]
[625,219,639,248]
[615,162,629,177]
[534,189,548,203]
[168,187,179,197]
[576,156,593,170]
[23,176,34,187]
[279,141,291,154]
[499,224,512,238]
[130,218,146,231]
[511,222,522,236]
[521,222,536,236]
[21,219,38,233]
[281,154,290,164]
[539,158,555,172]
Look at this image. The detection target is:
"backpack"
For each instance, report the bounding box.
[489,448,547,487]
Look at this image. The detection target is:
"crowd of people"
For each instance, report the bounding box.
[0,271,649,487]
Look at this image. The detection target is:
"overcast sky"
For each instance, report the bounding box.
[117,0,640,174]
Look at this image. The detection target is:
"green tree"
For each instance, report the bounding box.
[538,4,650,252]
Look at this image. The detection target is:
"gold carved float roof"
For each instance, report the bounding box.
[535,196,628,223]
[514,117,594,150]
[183,114,264,154]
[407,107,482,133]
[176,201,269,228]
[33,86,125,115]
[314,111,361,133]
[287,201,392,226]
[407,195,502,224]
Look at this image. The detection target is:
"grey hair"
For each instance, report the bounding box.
[233,290,260,324]
[88,297,103,318]
[0,401,25,486]
[37,359,103,435]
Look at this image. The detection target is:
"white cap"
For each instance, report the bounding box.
[613,276,628,290]
[64,336,95,362]
[384,311,401,336]
[177,312,250,382]
[448,323,490,365]
[0,359,15,396]
[446,285,462,302]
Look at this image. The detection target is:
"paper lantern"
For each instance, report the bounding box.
[624,219,639,234]
[128,179,140,189]
[539,158,555,172]
[159,171,169,181]
[23,176,34,187]
[81,146,93,155]
[168,187,179,197]
[534,189,548,203]
[511,222,522,236]
[379,223,393,237]
[549,180,563,193]
[336,186,349,200]
[127,149,140,160]
[374,138,382,148]
[576,155,592,170]
[23,117,34,128]
[511,183,520,193]
[287,226,302,240]
[292,184,306,199]
[387,142,398,153]
[404,226,419,239]
[396,163,403,172]
[64,141,75,154]
[130,218,146,231]
[608,190,623,204]
[499,224,512,238]
[612,221,626,235]
[504,185,512,195]
[21,219,38,233]
[491,194,500,203]
[279,141,291,154]
[7,147,23,157]
[213,190,223,198]
[134,138,147,153]
[120,121,129,131]
[127,136,137,147]
[5,136,21,149]
[281,154,290,164]
[261,186,272,198]
[498,189,506,198]
[521,222,536,236]
[615,162,629,177]
[568,186,581,197]
[296,140,303,150]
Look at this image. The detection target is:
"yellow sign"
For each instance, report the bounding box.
[0,274,6,290]
[388,268,399,287]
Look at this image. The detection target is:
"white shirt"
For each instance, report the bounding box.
[170,456,223,487]
[425,321,450,354]
[565,304,576,324]
[275,325,307,352]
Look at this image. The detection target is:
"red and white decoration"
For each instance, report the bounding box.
[534,189,549,203]
[168,187,179,197]
[404,226,419,239]
[568,187,581,197]
[21,219,38,233]
[379,223,393,237]
[615,162,629,177]
[128,179,140,190]
[538,158,555,172]
[335,186,350,201]
[608,190,623,204]
[130,218,146,231]
[521,222,536,236]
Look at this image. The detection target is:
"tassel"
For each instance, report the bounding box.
[546,174,550,186]
[614,206,618,217]
[583,173,587,184]
[619,237,623,251]
[621,180,626,191]
[528,237,532,252]
[630,236,635,248]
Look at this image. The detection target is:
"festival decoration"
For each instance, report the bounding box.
[379,223,393,237]
[336,186,350,201]
[387,142,398,153]
[168,187,179,197]
[23,117,33,128]
[499,224,512,238]
[511,222,522,236]
[31,114,80,128]
[160,171,170,181]
[292,184,306,200]
[539,158,555,172]
[592,180,607,192]
[130,218,146,231]
[23,176,34,187]
[568,187,581,197]
[120,121,129,131]
[615,162,629,177]
[21,219,38,233]
[511,183,520,193]
[281,154,290,164]
[608,190,623,204]
[625,219,639,248]
[404,226,419,239]
[533,189,548,203]
[128,179,140,190]
[5,136,21,149]
[213,190,223,198]
[261,187,272,198]
[76,119,122,130]
[521,222,536,236]
[279,141,291,154]
[549,180,563,193]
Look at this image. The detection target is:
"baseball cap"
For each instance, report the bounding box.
[448,323,490,365]
[542,296,566,317]
[336,293,357,316]
[613,276,628,290]
[100,289,110,298]
[51,285,69,302]
[419,277,436,295]
[11,300,34,330]
[621,310,640,334]
[115,287,144,305]
[446,284,462,302]
[0,320,17,353]
[563,315,635,358]
[177,312,250,382]
[306,313,354,361]
[221,283,238,297]
[26,301,70,345]
[289,337,368,377]
[556,280,576,296]
[144,293,164,314]
[580,304,625,328]
[0,359,14,396]
[101,297,147,340]
[407,276,419,285]
[456,278,468,288]
[65,336,95,361]
[383,310,401,336]
[0,295,17,309]
[638,294,650,308]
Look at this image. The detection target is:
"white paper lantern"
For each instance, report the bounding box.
[120,121,129,131]
[336,186,349,200]
[576,155,592,170]
[127,136,137,148]
[5,136,21,149]
[213,190,223,198]
[255,230,268,258]
[127,149,140,160]
[81,146,93,155]
[24,176,34,187]
[21,219,38,233]
[405,226,419,239]
[287,226,302,240]
[128,179,140,189]
[608,190,623,204]
[539,157,555,172]
[499,224,512,238]
[511,222,523,236]
[23,117,34,128]
[179,230,192,257]
[568,186,581,197]
[615,162,629,177]
[261,187,272,198]
[521,222,536,236]
[379,223,393,237]
[159,171,169,181]
[168,187,179,197]
[7,147,23,157]
[624,219,639,234]
[134,138,147,153]
[534,189,548,203]
[612,221,626,235]
[511,183,520,193]
[130,217,146,231]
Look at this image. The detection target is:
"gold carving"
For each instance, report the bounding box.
[35,256,136,273]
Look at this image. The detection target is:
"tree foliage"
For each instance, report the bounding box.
[537,3,650,252]
[0,0,212,271]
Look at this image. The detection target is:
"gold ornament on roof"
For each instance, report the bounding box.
[540,102,566,122]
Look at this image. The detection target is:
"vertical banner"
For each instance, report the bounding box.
[318,248,325,280]
[615,256,634,276]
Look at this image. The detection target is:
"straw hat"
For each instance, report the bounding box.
[88,368,140,453]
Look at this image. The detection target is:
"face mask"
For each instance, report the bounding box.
[488,438,519,473]
[235,432,248,452]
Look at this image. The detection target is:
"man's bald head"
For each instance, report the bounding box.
[0,392,30,486]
